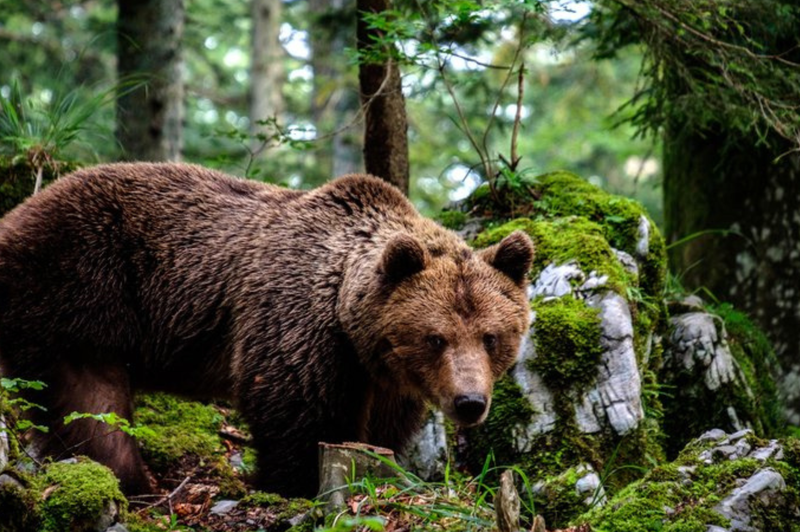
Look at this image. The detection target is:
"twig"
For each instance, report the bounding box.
[481,12,530,166]
[509,63,526,170]
[33,166,44,195]
[134,475,192,513]
[219,426,251,445]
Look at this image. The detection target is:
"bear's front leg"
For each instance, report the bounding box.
[34,362,153,494]
[249,425,321,497]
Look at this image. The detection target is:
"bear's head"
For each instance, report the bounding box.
[342,228,534,427]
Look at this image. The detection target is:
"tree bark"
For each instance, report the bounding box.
[356,0,409,195]
[664,129,800,422]
[317,442,396,512]
[249,0,284,151]
[116,0,184,161]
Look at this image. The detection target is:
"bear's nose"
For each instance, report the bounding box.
[453,394,487,425]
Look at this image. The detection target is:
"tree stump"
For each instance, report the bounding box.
[317,442,397,512]
[495,469,521,532]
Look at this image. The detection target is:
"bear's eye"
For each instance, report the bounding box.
[483,333,498,351]
[426,334,446,351]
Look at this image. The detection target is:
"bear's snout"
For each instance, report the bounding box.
[453,393,488,425]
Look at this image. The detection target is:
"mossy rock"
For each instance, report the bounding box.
[456,171,668,502]
[134,393,227,473]
[35,459,127,532]
[531,464,604,528]
[436,209,468,230]
[661,303,785,458]
[467,170,667,296]
[0,471,39,532]
[473,217,633,293]
[0,157,77,216]
[0,458,126,532]
[528,297,604,391]
[578,431,800,532]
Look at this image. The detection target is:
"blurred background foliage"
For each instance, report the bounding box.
[0,0,663,221]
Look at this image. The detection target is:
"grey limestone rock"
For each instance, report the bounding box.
[0,415,8,471]
[574,464,606,507]
[400,410,449,481]
[713,468,786,532]
[636,215,650,258]
[93,501,120,532]
[0,473,23,490]
[575,291,643,436]
[210,499,240,515]
[668,312,738,391]
[513,261,644,450]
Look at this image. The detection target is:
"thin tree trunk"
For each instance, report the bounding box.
[249,0,284,153]
[664,129,800,422]
[356,0,409,195]
[116,0,184,161]
[309,0,362,179]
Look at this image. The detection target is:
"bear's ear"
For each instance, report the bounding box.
[480,230,534,286]
[381,234,428,283]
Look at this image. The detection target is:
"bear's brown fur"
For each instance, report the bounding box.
[0,163,533,496]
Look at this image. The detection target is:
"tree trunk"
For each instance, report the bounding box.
[664,129,800,423]
[249,0,284,151]
[116,0,184,161]
[356,0,409,195]
[309,0,362,180]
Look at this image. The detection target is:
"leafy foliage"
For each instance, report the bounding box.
[63,411,156,439]
[0,377,49,434]
[587,0,800,151]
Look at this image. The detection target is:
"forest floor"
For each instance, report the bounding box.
[124,398,588,532]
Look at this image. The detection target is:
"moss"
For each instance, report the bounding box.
[533,466,594,528]
[533,171,667,297]
[465,170,668,297]
[710,303,784,437]
[436,210,468,230]
[34,458,127,532]
[0,471,38,532]
[661,304,784,458]
[240,491,286,507]
[0,157,77,217]
[472,218,537,249]
[581,477,729,532]
[461,375,535,474]
[529,297,604,392]
[473,217,633,292]
[580,436,800,532]
[274,498,313,521]
[215,458,248,499]
[134,393,225,473]
[533,171,646,251]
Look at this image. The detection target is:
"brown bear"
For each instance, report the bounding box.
[0,162,534,496]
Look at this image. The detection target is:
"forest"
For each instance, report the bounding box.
[0,0,799,531]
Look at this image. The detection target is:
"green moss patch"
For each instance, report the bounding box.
[0,157,77,217]
[35,458,127,532]
[580,436,800,532]
[436,210,468,230]
[529,297,604,391]
[461,375,536,472]
[533,466,595,528]
[134,393,226,473]
[473,217,633,292]
[468,171,667,296]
